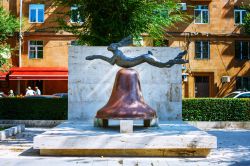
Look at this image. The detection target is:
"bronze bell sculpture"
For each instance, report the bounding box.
[86,36,188,127]
[94,68,158,127]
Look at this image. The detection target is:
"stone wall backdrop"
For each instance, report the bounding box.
[68,47,182,122]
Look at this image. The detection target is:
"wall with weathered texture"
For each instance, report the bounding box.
[168,37,250,98]
[68,46,183,122]
[174,0,250,34]
[21,36,72,67]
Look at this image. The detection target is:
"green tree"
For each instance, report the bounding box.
[53,0,186,46]
[244,11,250,34]
[0,7,19,70]
[245,15,250,34]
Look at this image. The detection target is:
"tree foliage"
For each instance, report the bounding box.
[245,15,250,34]
[53,0,186,46]
[0,7,19,70]
[244,9,250,34]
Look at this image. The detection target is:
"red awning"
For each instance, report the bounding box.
[9,67,68,80]
[0,72,8,81]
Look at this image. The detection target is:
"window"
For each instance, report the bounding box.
[234,8,247,24]
[29,4,45,23]
[28,41,43,59]
[153,9,168,18]
[235,41,250,60]
[70,40,80,46]
[178,3,187,11]
[71,6,83,23]
[195,41,210,59]
[194,5,209,24]
[153,40,169,47]
[236,77,250,91]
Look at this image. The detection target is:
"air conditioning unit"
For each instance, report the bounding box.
[179,3,187,11]
[182,65,186,70]
[182,73,189,82]
[221,76,230,83]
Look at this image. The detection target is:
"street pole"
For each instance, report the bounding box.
[18,0,23,94]
[19,0,22,67]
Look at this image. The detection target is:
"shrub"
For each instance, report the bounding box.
[0,98,67,120]
[1,98,249,121]
[183,98,250,121]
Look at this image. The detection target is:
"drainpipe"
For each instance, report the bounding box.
[19,0,22,67]
[18,0,23,94]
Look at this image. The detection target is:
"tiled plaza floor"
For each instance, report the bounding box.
[0,128,250,166]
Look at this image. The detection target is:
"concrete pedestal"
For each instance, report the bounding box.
[94,118,159,127]
[34,121,217,157]
[120,120,133,133]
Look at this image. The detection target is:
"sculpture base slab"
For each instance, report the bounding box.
[34,121,217,157]
[94,118,159,127]
[40,149,211,157]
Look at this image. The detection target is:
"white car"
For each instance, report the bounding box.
[224,91,250,98]
[0,92,7,98]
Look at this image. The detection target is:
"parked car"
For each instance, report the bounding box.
[53,93,68,98]
[23,95,60,99]
[0,92,7,98]
[224,91,250,98]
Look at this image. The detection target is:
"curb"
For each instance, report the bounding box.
[0,124,25,140]
[0,120,250,129]
[0,120,64,127]
[187,121,250,130]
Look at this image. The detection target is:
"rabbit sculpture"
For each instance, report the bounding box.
[86,36,188,68]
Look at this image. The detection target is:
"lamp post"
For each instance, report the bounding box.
[19,0,22,67]
[18,0,23,94]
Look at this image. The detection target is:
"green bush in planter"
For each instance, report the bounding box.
[0,98,67,120]
[1,98,249,121]
[183,98,250,121]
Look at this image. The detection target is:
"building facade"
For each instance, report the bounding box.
[0,0,75,95]
[0,0,250,97]
[146,0,250,97]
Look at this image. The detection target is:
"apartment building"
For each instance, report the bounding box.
[0,0,76,95]
[148,0,250,98]
[0,0,249,97]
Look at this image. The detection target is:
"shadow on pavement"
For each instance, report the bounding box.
[19,148,40,156]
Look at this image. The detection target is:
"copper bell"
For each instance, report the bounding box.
[95,68,158,127]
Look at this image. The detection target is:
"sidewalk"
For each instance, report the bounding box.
[0,128,250,166]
